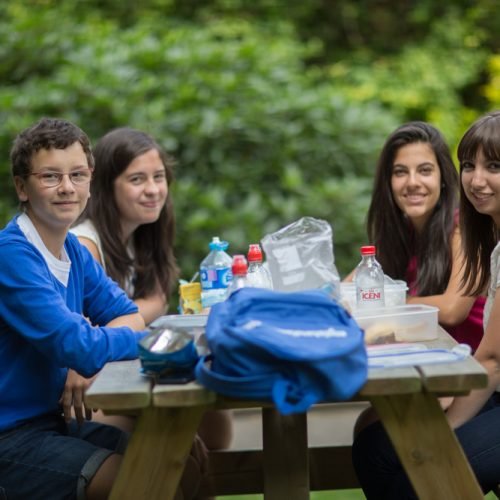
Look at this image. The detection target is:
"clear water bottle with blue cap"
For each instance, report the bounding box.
[200,236,233,309]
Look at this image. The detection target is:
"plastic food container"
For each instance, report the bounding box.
[352,304,439,343]
[148,314,209,355]
[149,314,208,330]
[340,279,408,310]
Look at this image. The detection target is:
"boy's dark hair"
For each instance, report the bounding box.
[77,127,179,301]
[10,117,94,178]
[367,121,459,295]
[459,110,500,295]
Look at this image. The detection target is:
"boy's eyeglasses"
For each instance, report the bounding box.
[28,168,93,188]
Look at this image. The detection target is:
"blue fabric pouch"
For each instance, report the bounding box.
[139,323,199,381]
[195,287,368,415]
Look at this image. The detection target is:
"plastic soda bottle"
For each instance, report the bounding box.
[355,245,385,309]
[200,237,233,308]
[226,255,249,297]
[246,243,273,289]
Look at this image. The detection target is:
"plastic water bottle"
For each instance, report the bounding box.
[246,243,273,289]
[355,245,385,309]
[226,255,249,297]
[200,237,233,308]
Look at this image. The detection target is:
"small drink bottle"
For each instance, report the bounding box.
[355,245,385,309]
[200,237,233,308]
[226,255,249,297]
[246,243,273,289]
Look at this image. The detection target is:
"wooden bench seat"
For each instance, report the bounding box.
[199,445,359,496]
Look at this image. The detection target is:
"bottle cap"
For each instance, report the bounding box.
[247,243,263,262]
[360,245,376,255]
[209,236,229,251]
[231,255,248,275]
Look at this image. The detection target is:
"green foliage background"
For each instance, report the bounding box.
[0,0,499,305]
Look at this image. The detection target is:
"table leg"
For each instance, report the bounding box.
[110,405,206,500]
[262,408,309,499]
[370,391,483,500]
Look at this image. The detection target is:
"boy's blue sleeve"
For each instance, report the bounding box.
[0,239,146,378]
[74,240,139,325]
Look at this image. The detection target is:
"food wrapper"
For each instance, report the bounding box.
[138,323,199,379]
[179,282,202,314]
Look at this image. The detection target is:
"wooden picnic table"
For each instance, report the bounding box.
[85,326,487,500]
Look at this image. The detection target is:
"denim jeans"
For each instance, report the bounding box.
[0,413,128,500]
[352,393,500,499]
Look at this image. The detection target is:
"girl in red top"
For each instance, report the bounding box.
[366,121,485,350]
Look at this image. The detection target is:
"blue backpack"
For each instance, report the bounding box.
[195,287,367,415]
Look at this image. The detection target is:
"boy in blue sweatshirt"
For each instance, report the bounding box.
[0,118,201,499]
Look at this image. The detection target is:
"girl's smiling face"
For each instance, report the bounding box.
[113,148,168,241]
[461,148,500,227]
[390,142,442,233]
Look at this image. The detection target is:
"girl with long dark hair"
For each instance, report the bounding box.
[72,127,178,324]
[72,127,232,450]
[353,111,500,498]
[363,121,484,350]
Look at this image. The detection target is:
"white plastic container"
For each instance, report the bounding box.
[352,304,438,343]
[149,314,209,355]
[150,314,208,330]
[341,279,408,310]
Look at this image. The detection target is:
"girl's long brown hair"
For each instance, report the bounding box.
[78,127,179,301]
[367,121,459,295]
[459,111,500,296]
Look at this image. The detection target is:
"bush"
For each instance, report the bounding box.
[325,8,489,149]
[0,9,399,287]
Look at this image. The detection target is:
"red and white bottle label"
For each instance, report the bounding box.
[357,287,384,308]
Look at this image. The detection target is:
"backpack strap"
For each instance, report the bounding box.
[195,355,278,400]
[196,355,319,414]
[272,379,319,415]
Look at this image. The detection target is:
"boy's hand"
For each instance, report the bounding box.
[60,369,96,425]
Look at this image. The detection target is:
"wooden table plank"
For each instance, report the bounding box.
[361,326,487,396]
[419,356,488,393]
[199,446,360,496]
[85,359,151,410]
[262,409,309,500]
[358,366,422,397]
[153,381,217,407]
[153,371,424,406]
[415,327,488,393]
[371,391,483,500]
[110,405,205,500]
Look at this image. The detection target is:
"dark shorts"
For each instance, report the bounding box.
[0,414,128,500]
